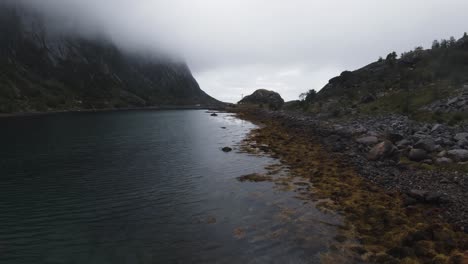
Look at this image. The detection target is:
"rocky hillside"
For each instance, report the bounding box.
[305,34,468,124]
[0,5,220,113]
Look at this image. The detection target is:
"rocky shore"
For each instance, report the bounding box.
[236,108,468,263]
[239,109,468,230]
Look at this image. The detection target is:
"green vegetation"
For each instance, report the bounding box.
[298,33,468,123]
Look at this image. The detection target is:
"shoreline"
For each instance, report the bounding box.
[236,108,468,263]
[0,105,225,118]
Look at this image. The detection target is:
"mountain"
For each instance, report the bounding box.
[0,4,220,113]
[300,33,468,123]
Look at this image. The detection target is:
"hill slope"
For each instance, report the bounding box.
[305,34,468,123]
[0,5,220,113]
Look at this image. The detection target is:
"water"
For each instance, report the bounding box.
[0,110,340,264]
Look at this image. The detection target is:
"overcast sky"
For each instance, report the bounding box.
[14,0,468,102]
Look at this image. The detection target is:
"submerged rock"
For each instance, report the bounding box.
[222,147,233,152]
[211,113,218,116]
[237,173,272,182]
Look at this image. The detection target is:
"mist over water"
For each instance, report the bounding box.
[0,110,339,263]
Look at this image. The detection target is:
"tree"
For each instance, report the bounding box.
[432,40,440,49]
[448,36,456,47]
[386,51,397,61]
[378,56,384,62]
[305,89,317,103]
[440,39,448,48]
[299,89,317,103]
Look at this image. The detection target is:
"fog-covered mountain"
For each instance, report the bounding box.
[0,4,220,113]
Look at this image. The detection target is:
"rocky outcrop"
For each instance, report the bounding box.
[238,89,284,110]
[422,87,468,113]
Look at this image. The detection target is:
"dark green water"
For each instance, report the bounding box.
[0,110,339,264]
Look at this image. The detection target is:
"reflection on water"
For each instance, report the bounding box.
[0,110,340,264]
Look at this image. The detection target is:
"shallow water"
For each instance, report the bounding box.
[0,110,340,264]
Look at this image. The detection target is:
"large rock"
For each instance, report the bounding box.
[454,133,468,142]
[367,140,398,161]
[408,149,428,162]
[447,149,468,162]
[414,138,436,152]
[356,136,379,145]
[238,89,285,110]
[396,139,413,149]
[435,157,453,165]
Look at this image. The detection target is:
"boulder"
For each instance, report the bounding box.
[221,147,233,152]
[360,94,376,103]
[238,89,284,110]
[430,124,444,133]
[437,150,447,157]
[414,138,436,152]
[367,140,398,161]
[407,190,444,204]
[356,136,379,145]
[454,133,468,141]
[387,132,404,143]
[435,157,453,165]
[447,149,468,162]
[456,138,468,148]
[408,148,428,162]
[396,139,412,149]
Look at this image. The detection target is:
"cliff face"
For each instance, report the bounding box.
[0,5,220,113]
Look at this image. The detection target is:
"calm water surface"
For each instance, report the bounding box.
[0,110,340,264]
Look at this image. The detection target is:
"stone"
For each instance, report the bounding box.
[210,113,218,116]
[447,149,468,162]
[430,124,444,133]
[408,148,428,162]
[437,150,447,157]
[435,157,453,165]
[414,138,436,152]
[387,132,404,143]
[221,147,232,152]
[422,159,433,165]
[454,133,468,141]
[456,138,468,148]
[237,173,272,182]
[408,189,428,201]
[396,139,412,148]
[356,136,379,145]
[367,140,398,161]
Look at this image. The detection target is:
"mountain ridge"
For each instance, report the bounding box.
[0,4,221,113]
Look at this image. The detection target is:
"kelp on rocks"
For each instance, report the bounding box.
[238,112,468,264]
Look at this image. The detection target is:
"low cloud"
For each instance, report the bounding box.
[11,0,468,101]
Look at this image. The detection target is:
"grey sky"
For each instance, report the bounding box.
[14,0,468,102]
